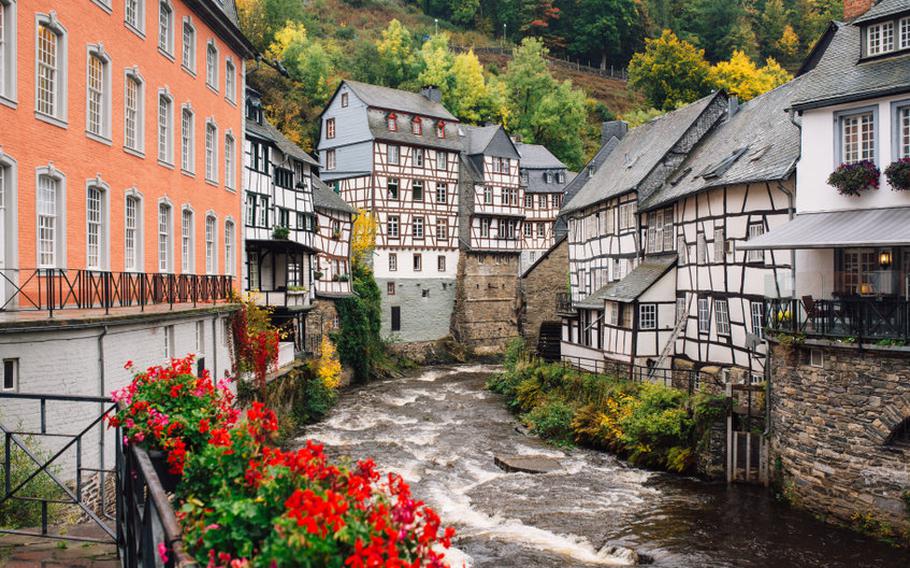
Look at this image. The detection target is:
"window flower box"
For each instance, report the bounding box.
[272,225,290,240]
[827,160,880,196]
[885,158,910,191]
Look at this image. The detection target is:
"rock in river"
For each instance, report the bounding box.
[494,454,562,474]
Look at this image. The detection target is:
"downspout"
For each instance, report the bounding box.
[97,325,109,492]
[212,315,219,383]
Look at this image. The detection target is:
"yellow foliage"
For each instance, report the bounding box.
[777,24,800,58]
[709,50,793,102]
[267,21,308,61]
[317,336,342,390]
[351,209,378,266]
[235,0,269,51]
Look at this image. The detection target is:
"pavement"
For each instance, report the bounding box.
[0,525,119,567]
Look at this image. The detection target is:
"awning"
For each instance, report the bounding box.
[739,208,910,250]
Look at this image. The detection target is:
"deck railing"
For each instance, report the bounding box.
[0,269,233,316]
[556,292,574,314]
[766,297,910,341]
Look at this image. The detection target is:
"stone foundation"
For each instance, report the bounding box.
[519,238,568,349]
[769,341,910,535]
[452,252,521,355]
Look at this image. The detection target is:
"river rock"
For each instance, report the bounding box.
[494,454,562,474]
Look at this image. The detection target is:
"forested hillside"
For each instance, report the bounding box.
[237,0,842,170]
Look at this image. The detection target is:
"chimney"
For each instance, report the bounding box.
[601,120,628,146]
[843,0,875,20]
[727,95,740,119]
[420,85,442,103]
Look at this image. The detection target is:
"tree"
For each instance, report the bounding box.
[564,0,643,68]
[267,22,338,109]
[236,0,306,53]
[709,50,792,101]
[520,0,562,45]
[776,24,801,70]
[446,50,489,123]
[503,38,557,129]
[416,33,454,91]
[758,0,789,61]
[529,80,588,168]
[350,210,378,266]
[375,20,418,88]
[682,0,748,61]
[450,0,480,24]
[628,30,712,110]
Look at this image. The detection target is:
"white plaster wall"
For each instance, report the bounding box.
[373,249,460,279]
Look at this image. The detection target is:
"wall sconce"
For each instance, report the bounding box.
[880,249,893,269]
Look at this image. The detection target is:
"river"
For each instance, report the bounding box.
[298,365,910,567]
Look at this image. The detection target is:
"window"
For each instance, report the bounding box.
[387,282,395,295]
[698,298,710,334]
[388,145,400,165]
[676,296,687,324]
[436,218,448,240]
[387,113,397,131]
[195,320,205,359]
[896,103,910,159]
[867,21,894,56]
[523,222,532,238]
[205,41,218,89]
[413,216,424,238]
[412,180,423,201]
[205,121,217,182]
[391,306,401,331]
[2,359,17,391]
[746,223,765,262]
[483,186,493,204]
[36,17,66,121]
[809,348,824,369]
[715,299,730,335]
[0,1,14,103]
[182,18,195,72]
[158,203,172,272]
[552,194,562,208]
[325,117,335,139]
[125,195,140,271]
[37,172,62,267]
[258,195,269,227]
[411,117,422,135]
[388,253,397,271]
[696,233,707,264]
[901,17,910,50]
[86,50,110,139]
[387,177,399,200]
[205,215,216,274]
[413,148,424,167]
[435,183,447,204]
[639,304,656,330]
[86,185,105,269]
[387,215,399,238]
[537,222,545,238]
[437,255,446,272]
[325,149,336,170]
[181,107,194,172]
[125,0,144,33]
[838,110,875,164]
[163,325,174,358]
[713,227,725,262]
[340,92,348,107]
[480,217,491,237]
[158,1,173,54]
[181,208,193,273]
[124,73,143,152]
[677,235,687,264]
[525,194,533,208]
[436,121,445,138]
[618,202,635,231]
[158,93,173,163]
[436,151,447,171]
[413,253,422,271]
[224,134,235,189]
[225,59,235,102]
[751,301,764,339]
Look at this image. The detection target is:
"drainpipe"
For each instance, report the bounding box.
[97,325,109,497]
[212,315,219,383]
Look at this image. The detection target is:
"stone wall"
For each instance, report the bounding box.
[769,341,910,534]
[452,252,521,355]
[519,238,568,349]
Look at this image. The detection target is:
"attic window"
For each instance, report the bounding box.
[412,116,422,135]
[557,172,565,184]
[701,147,749,179]
[867,21,895,56]
[437,121,446,138]
[341,92,349,107]
[387,113,398,131]
[545,172,554,183]
[588,165,595,177]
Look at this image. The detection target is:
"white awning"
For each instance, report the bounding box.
[739,208,910,250]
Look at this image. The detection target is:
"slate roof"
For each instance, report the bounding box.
[367,111,463,151]
[575,255,677,307]
[516,143,565,169]
[345,80,457,121]
[642,76,804,210]
[461,125,521,158]
[246,118,319,166]
[853,0,909,23]
[561,137,620,211]
[313,178,356,214]
[562,93,723,214]
[790,21,910,110]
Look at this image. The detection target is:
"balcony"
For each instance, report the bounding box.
[248,288,312,310]
[767,297,910,342]
[556,292,575,315]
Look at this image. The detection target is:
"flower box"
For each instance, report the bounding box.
[885,158,910,191]
[827,160,880,196]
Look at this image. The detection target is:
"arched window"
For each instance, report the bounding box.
[36,165,65,269]
[224,132,235,189]
[411,116,422,135]
[124,69,144,152]
[35,13,67,123]
[181,16,195,73]
[158,201,172,272]
[204,119,217,182]
[181,207,193,273]
[886,417,910,447]
[85,179,109,270]
[158,1,173,54]
[181,104,194,173]
[124,0,144,34]
[205,40,218,89]
[157,90,173,163]
[387,113,397,131]
[86,46,111,140]
[0,0,18,104]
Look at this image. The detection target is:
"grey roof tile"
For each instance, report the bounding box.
[246,118,318,166]
[560,137,620,211]
[345,80,457,121]
[367,111,463,151]
[853,0,910,23]
[576,255,677,306]
[516,142,570,193]
[313,178,356,214]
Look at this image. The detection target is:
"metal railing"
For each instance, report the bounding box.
[767,297,910,341]
[450,45,629,80]
[0,269,233,316]
[556,292,574,314]
[559,352,723,393]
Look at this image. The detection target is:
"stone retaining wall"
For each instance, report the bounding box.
[769,341,910,535]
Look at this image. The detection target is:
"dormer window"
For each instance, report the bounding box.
[436,121,446,138]
[387,113,397,131]
[411,116,422,135]
[545,172,554,183]
[867,21,895,56]
[557,172,565,184]
[901,17,910,49]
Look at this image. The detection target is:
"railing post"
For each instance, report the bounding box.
[47,269,54,318]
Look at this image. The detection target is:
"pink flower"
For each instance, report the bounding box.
[157,542,169,563]
[124,360,134,370]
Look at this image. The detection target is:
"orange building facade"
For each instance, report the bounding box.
[0,0,252,300]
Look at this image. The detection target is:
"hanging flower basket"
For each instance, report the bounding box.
[272,225,290,240]
[885,158,910,191]
[827,160,880,196]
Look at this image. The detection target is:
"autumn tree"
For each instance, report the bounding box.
[350,209,379,267]
[709,50,792,101]
[445,50,489,123]
[375,20,418,88]
[628,30,712,110]
[416,33,455,91]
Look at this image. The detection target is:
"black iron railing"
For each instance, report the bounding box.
[767,297,910,341]
[0,269,233,316]
[556,292,574,314]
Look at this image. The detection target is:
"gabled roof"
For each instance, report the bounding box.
[343,80,457,121]
[790,21,910,111]
[642,77,804,210]
[461,125,521,158]
[192,0,255,57]
[520,234,567,278]
[560,137,620,211]
[575,255,677,307]
[313,178,356,214]
[246,118,319,166]
[853,0,909,23]
[516,142,565,170]
[562,92,724,214]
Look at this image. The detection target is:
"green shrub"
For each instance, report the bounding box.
[0,436,65,529]
[524,400,575,447]
[292,372,338,426]
[503,337,527,371]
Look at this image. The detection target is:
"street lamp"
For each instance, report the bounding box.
[434,18,438,35]
[502,23,507,47]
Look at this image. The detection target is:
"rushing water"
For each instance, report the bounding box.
[298,365,910,567]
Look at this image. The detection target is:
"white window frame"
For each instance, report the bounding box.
[158,0,174,57]
[413,216,424,239]
[84,46,112,142]
[181,16,195,74]
[892,100,910,160]
[436,150,447,171]
[835,107,877,166]
[35,166,65,269]
[697,298,710,334]
[388,252,397,271]
[414,147,424,167]
[618,202,635,231]
[715,298,730,335]
[639,303,657,330]
[0,0,18,107]
[751,301,764,339]
[676,296,687,324]
[387,215,399,238]
[34,13,67,126]
[866,21,894,56]
[413,253,422,272]
[388,144,400,165]
[205,39,218,90]
[325,149,336,170]
[180,103,194,173]
[124,0,145,36]
[325,117,335,139]
[809,348,824,369]
[900,17,910,50]
[85,178,109,270]
[435,183,447,204]
[123,68,145,154]
[2,358,18,392]
[204,119,218,183]
[225,58,236,103]
[181,206,194,273]
[204,214,216,274]
[224,219,235,276]
[224,132,235,190]
[158,200,173,273]
[746,222,765,263]
[123,189,143,272]
[157,89,174,165]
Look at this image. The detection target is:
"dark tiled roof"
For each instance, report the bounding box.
[853,0,910,23]
[246,118,318,166]
[516,142,565,169]
[561,137,620,211]
[313,178,356,214]
[462,125,521,158]
[791,21,910,110]
[642,77,804,210]
[576,255,676,306]
[562,93,723,214]
[367,112,463,151]
[345,80,457,121]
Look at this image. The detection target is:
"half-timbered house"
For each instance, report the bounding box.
[317,81,461,343]
[516,142,572,272]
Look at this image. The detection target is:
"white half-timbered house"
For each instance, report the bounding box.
[244,90,319,351]
[317,81,461,342]
[516,143,572,272]
[313,179,355,299]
